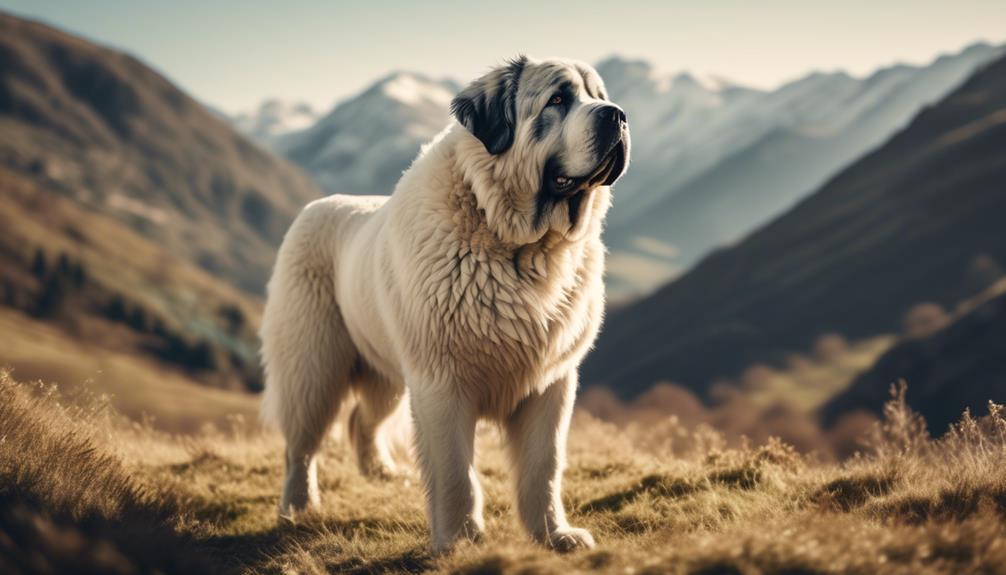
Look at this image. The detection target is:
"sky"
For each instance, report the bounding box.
[3,0,1005,114]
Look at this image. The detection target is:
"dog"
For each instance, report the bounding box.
[260,55,629,552]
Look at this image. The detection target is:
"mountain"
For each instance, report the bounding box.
[0,12,323,412]
[822,282,1006,434]
[598,44,1003,300]
[0,13,321,294]
[231,99,320,145]
[238,46,999,301]
[583,51,1006,399]
[276,71,459,195]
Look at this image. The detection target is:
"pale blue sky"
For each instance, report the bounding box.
[3,0,1004,113]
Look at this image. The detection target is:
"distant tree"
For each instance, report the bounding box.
[106,295,128,322]
[34,274,67,318]
[0,281,12,307]
[151,318,168,338]
[31,249,47,279]
[189,341,218,371]
[127,307,149,333]
[56,253,72,277]
[219,304,245,334]
[70,262,86,288]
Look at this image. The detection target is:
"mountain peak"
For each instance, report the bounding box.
[369,71,455,108]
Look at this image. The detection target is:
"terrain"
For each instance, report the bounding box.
[0,13,321,294]
[600,44,1002,298]
[0,13,323,404]
[3,371,1005,574]
[584,51,1006,407]
[824,280,1006,435]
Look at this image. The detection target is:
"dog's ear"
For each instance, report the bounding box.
[451,56,526,155]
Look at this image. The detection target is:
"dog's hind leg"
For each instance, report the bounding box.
[260,244,356,519]
[349,370,405,478]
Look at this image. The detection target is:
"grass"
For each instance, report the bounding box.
[1,373,1005,574]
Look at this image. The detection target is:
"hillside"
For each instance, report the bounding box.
[0,12,321,406]
[3,371,1005,574]
[0,164,263,421]
[823,283,1006,435]
[584,52,1006,399]
[0,13,321,294]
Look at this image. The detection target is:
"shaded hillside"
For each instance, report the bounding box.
[0,165,267,403]
[585,53,1006,399]
[0,13,321,293]
[823,284,1006,435]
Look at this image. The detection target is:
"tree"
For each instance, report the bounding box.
[31,249,47,279]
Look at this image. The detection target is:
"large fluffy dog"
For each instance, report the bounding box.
[260,56,629,552]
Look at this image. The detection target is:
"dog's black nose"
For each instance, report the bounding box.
[610,106,626,125]
[600,104,626,126]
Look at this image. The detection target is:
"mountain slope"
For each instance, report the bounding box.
[276,71,458,195]
[583,53,1006,399]
[822,283,1006,434]
[601,44,1002,299]
[0,13,321,293]
[0,165,265,411]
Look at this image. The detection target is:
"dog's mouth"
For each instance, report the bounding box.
[551,136,628,197]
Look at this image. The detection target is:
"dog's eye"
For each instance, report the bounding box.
[547,93,563,107]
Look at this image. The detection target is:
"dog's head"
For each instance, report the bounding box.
[451,56,630,245]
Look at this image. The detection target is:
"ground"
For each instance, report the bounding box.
[1,372,1005,574]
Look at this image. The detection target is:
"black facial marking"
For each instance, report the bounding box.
[450,56,526,155]
[533,155,562,229]
[567,190,586,228]
[532,113,553,141]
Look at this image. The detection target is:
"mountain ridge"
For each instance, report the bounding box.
[583,50,1006,399]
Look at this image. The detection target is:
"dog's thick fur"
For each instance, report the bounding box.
[260,56,629,552]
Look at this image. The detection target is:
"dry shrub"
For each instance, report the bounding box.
[581,381,835,457]
[813,333,849,361]
[902,302,951,339]
[861,381,931,459]
[738,364,775,391]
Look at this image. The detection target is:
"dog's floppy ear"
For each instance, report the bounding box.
[451,56,526,155]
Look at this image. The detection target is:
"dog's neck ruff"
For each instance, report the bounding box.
[448,127,604,251]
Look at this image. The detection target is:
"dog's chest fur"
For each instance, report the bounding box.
[393,172,604,418]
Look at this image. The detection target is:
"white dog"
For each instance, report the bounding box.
[260,56,629,552]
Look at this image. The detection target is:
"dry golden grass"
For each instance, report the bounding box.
[1,372,1004,574]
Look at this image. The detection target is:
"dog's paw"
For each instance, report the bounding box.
[546,526,596,553]
[430,518,485,554]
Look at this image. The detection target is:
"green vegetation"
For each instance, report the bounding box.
[2,373,1004,574]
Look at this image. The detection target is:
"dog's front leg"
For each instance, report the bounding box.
[410,381,484,552]
[506,373,594,552]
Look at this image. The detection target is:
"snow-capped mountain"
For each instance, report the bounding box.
[599,42,1003,302]
[232,100,320,145]
[233,43,1001,302]
[274,72,459,195]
